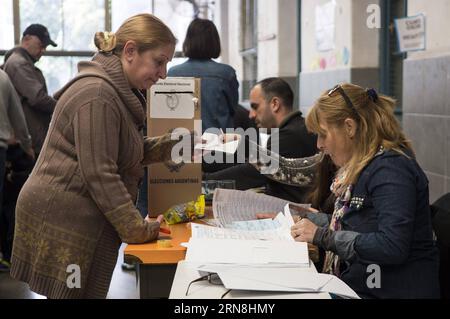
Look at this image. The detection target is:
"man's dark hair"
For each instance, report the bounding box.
[183,18,221,59]
[257,77,294,110]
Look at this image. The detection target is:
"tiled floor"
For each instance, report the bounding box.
[0,244,140,299]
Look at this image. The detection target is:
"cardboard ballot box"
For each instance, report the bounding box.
[147,77,202,217]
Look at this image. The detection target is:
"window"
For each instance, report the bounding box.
[20,0,105,52]
[111,0,152,32]
[155,0,196,53]
[380,0,407,122]
[35,56,87,95]
[1,0,206,94]
[0,0,14,50]
[110,0,200,69]
[240,0,258,102]
[15,0,105,93]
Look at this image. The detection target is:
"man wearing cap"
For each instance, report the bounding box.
[3,24,58,156]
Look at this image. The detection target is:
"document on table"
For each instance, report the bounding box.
[212,189,309,227]
[191,204,294,241]
[228,218,282,231]
[194,265,360,299]
[195,132,241,154]
[184,238,309,266]
[190,223,293,241]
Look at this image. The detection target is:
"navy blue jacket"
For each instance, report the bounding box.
[313,150,440,298]
[168,59,238,132]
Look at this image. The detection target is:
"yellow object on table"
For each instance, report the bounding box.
[157,239,173,248]
[163,195,205,225]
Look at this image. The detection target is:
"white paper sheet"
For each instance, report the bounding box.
[184,238,309,266]
[228,219,281,231]
[212,189,309,227]
[219,268,330,292]
[195,132,241,154]
[209,267,360,299]
[315,1,336,52]
[190,223,293,241]
[259,132,270,149]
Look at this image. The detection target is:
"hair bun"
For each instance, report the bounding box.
[94,31,117,52]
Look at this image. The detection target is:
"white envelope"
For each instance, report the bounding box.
[213,267,361,299]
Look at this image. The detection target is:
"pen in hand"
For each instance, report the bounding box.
[159,227,171,235]
[220,128,225,143]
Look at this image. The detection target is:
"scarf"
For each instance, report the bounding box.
[322,146,385,276]
[322,168,353,276]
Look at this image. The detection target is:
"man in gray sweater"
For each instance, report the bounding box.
[3,24,57,156]
[0,69,34,270]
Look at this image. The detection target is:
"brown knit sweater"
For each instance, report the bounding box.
[10,52,177,299]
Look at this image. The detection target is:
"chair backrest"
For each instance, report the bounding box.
[430,192,450,299]
[431,193,450,247]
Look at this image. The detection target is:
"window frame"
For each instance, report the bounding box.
[0,0,189,61]
[379,0,407,121]
[239,0,258,104]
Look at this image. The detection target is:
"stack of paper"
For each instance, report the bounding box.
[191,223,292,241]
[182,194,327,292]
[184,238,309,267]
[198,266,360,299]
[212,189,309,227]
[185,202,309,266]
[191,204,295,241]
[181,188,361,299]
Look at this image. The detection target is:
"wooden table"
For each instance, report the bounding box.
[124,221,193,299]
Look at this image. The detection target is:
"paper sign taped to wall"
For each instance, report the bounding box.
[315,1,336,52]
[394,14,426,53]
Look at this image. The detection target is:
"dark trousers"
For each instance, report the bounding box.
[0,145,34,261]
[0,147,7,259]
[136,168,148,218]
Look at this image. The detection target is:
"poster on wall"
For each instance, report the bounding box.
[394,14,426,53]
[315,0,336,52]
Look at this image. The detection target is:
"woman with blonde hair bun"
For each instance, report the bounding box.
[10,14,179,298]
[291,83,440,298]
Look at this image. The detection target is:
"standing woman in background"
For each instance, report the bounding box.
[168,18,239,133]
[11,14,178,299]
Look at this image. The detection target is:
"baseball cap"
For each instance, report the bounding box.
[23,24,57,47]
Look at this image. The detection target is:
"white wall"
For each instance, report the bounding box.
[214,0,229,64]
[258,0,299,80]
[407,0,450,59]
[220,0,299,83]
[278,0,299,78]
[227,0,244,83]
[351,0,380,68]
[301,0,380,72]
[302,0,352,72]
[257,0,279,79]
